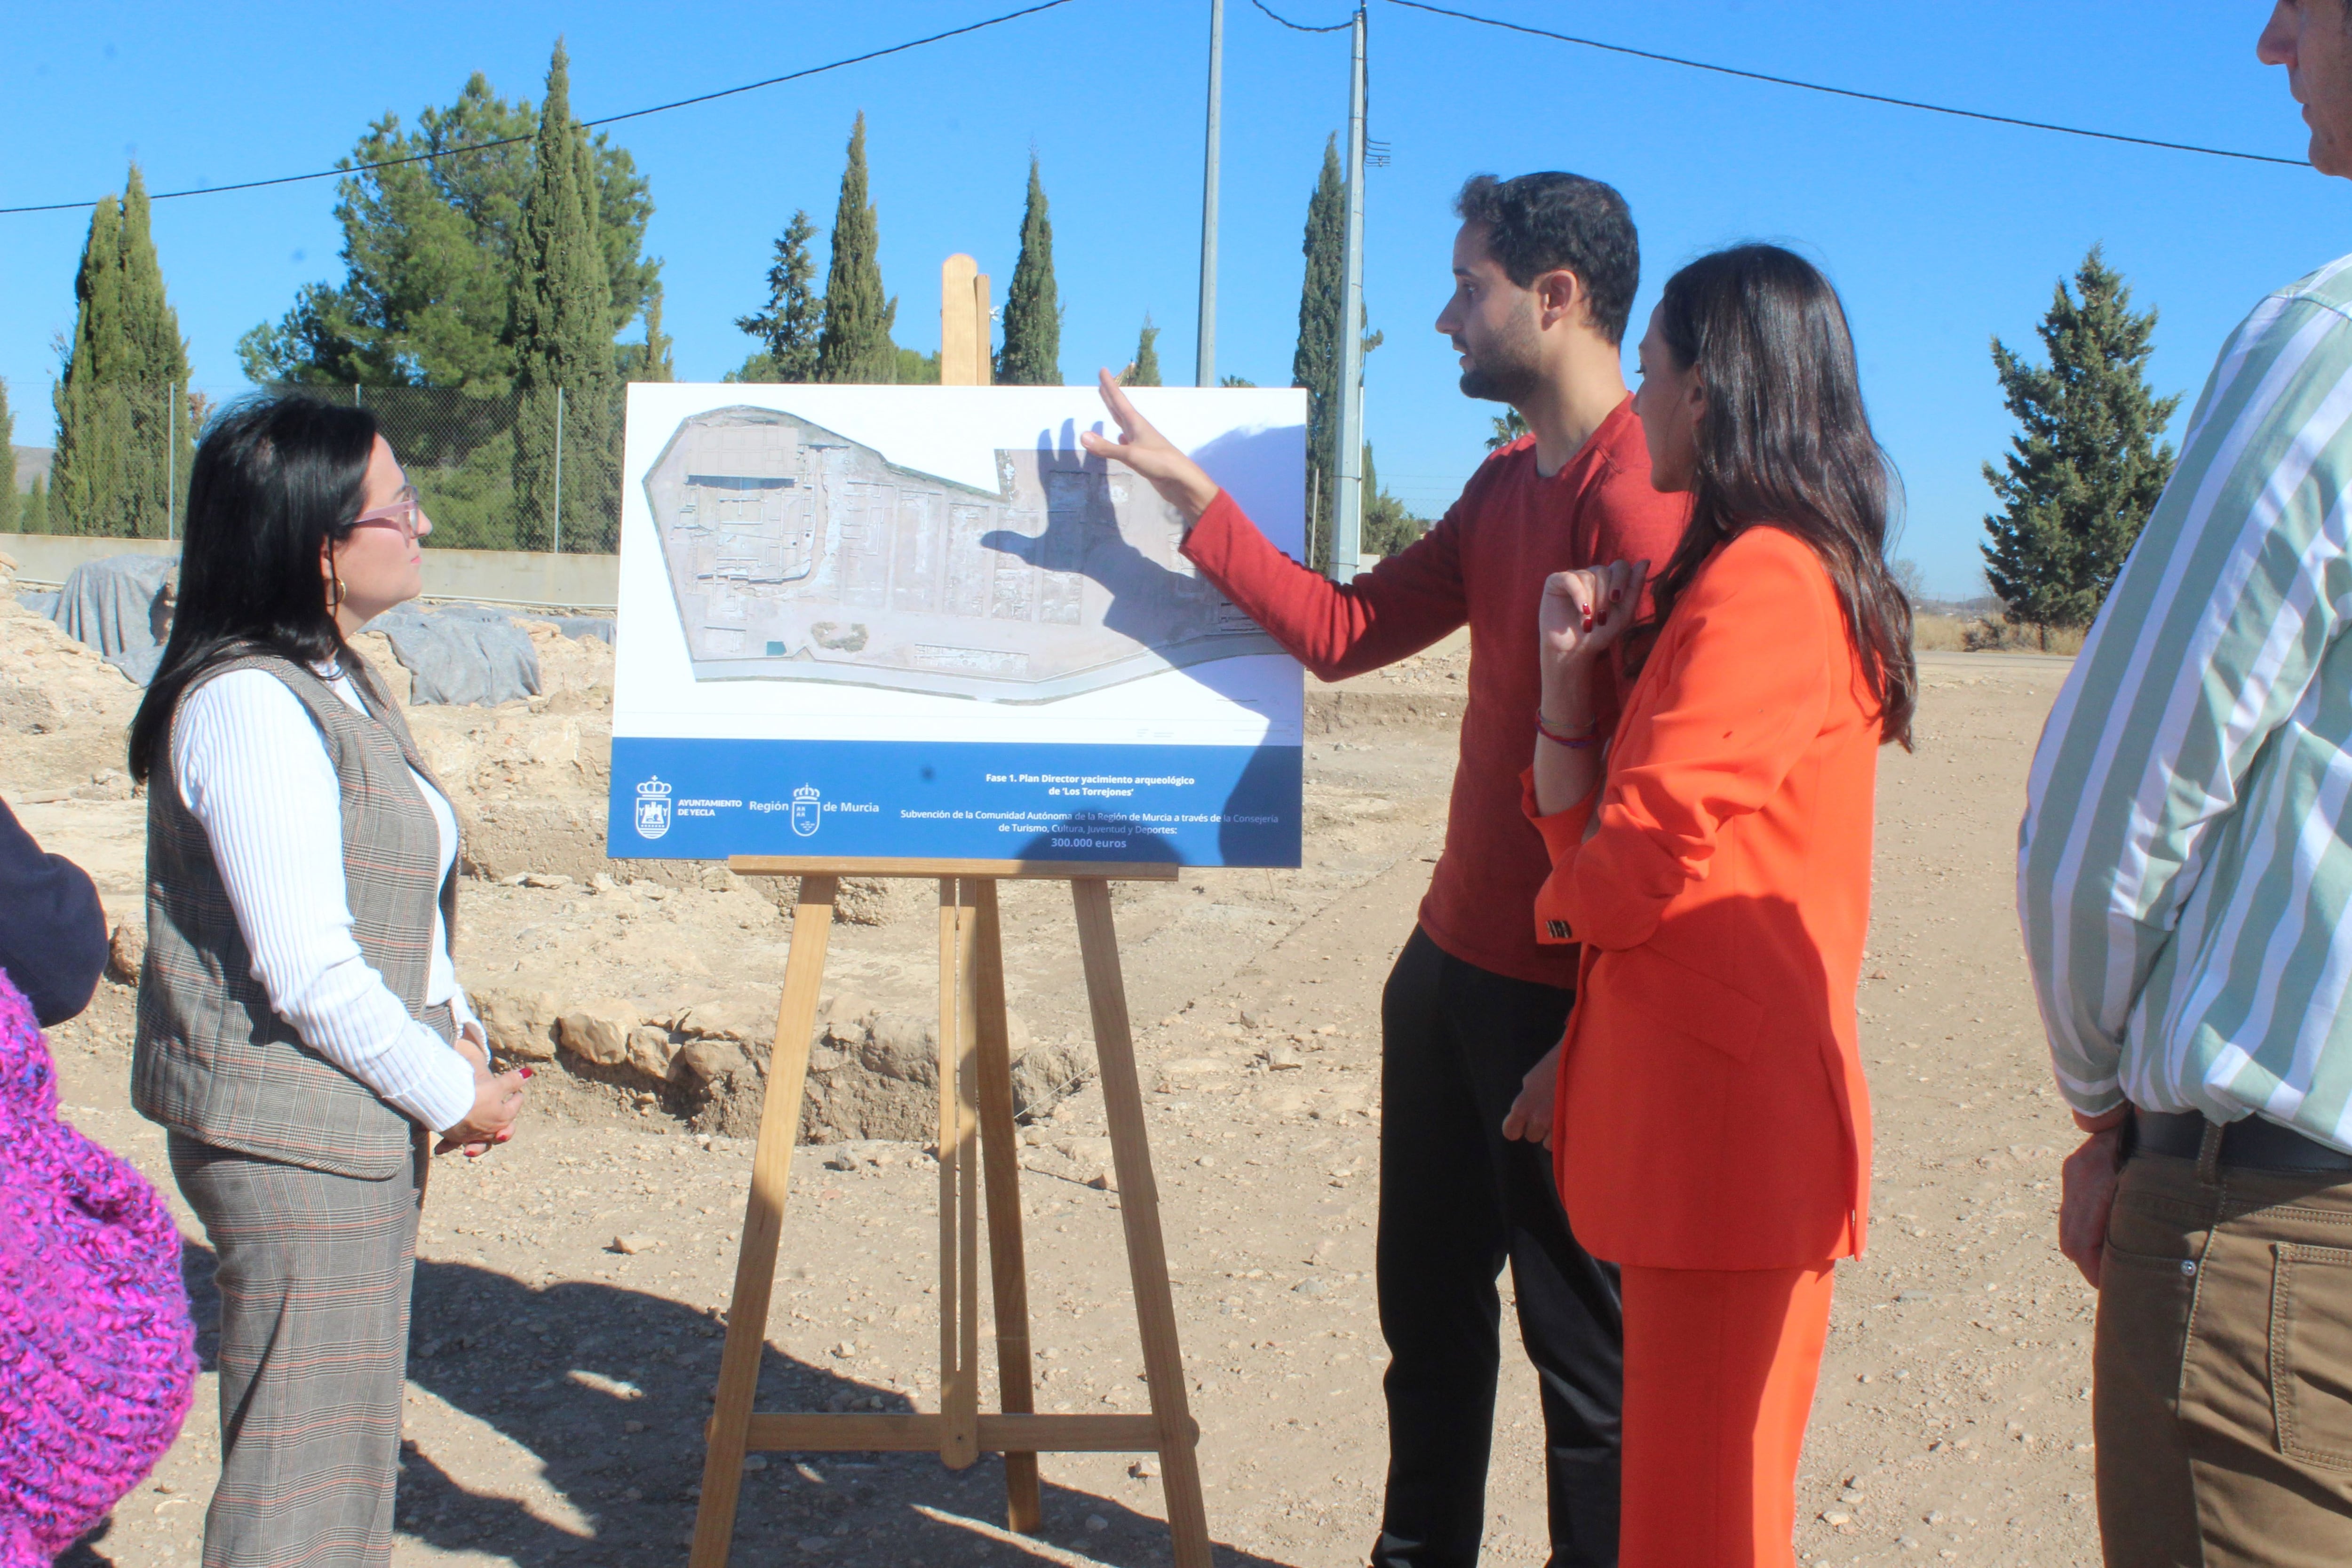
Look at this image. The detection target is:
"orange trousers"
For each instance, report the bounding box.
[1620,1262,1837,1568]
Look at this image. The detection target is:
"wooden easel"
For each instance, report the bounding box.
[687,859,1212,1568]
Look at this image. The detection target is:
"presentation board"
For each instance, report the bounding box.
[606,383,1308,868]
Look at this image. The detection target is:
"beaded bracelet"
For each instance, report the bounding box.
[1535,712,1601,749]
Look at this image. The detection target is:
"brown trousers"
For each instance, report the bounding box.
[2096,1141,2352,1566]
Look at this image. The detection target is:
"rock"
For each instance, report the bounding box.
[611,1234,660,1255]
[106,922,144,985]
[1010,1040,1090,1117]
[834,877,927,927]
[1086,1169,1118,1193]
[473,988,560,1061]
[558,998,640,1067]
[1128,1459,1159,1480]
[858,1013,939,1085]
[678,1039,747,1083]
[1267,1044,1305,1070]
[1293,1278,1329,1297]
[521,873,573,889]
[674,989,779,1052]
[0,682,59,734]
[628,1025,678,1079]
[1057,1137,1114,1166]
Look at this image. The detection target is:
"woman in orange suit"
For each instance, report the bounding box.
[1520,245,1914,1565]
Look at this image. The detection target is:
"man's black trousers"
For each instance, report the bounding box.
[1370,926,1623,1568]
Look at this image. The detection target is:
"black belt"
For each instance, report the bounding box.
[2130,1106,2352,1172]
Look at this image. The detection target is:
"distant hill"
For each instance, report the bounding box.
[12,446,52,493]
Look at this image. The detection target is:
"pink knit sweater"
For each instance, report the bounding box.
[0,972,196,1565]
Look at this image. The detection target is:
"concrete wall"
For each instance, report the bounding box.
[0,532,619,610]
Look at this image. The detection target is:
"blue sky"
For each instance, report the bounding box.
[0,2,2336,597]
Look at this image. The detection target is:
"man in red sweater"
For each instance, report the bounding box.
[1085,173,1684,1568]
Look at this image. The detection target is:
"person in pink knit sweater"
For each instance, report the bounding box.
[0,961,198,1564]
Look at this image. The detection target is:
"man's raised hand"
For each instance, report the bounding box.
[1078,369,1222,523]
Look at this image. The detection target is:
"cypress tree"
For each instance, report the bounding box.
[1982,246,2182,634]
[52,165,192,538]
[1120,315,1162,387]
[737,209,824,382]
[509,39,620,551]
[0,381,15,536]
[621,282,674,382]
[816,114,898,384]
[995,157,1061,386]
[19,476,46,538]
[1293,136,1344,571]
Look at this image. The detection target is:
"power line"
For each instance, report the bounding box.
[0,0,1081,217]
[1383,0,2305,168]
[1247,0,1354,34]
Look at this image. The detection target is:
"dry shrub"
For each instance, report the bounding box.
[1956,619,2086,656]
[1912,613,1972,652]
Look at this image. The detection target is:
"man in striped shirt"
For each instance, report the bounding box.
[2018,4,2352,1554]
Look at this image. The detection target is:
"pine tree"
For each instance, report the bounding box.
[509,39,621,552]
[52,165,192,538]
[815,114,898,384]
[1120,315,1163,387]
[995,157,1061,386]
[0,381,16,536]
[736,209,823,382]
[1982,246,2182,633]
[238,71,656,393]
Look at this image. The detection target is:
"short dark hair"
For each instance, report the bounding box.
[1454,172,1639,345]
[128,394,384,782]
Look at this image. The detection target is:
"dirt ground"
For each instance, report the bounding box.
[5,575,2097,1568]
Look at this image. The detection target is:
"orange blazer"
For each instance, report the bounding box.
[1527,525,1878,1271]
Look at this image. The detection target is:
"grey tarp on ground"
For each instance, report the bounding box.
[532,615,614,644]
[47,555,175,684]
[368,603,543,707]
[14,591,61,619]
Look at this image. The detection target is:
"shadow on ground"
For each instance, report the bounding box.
[71,1240,1294,1568]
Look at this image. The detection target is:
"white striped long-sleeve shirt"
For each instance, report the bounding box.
[172,667,478,1133]
[2019,253,2352,1150]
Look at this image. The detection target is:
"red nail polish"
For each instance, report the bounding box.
[519,1067,534,1079]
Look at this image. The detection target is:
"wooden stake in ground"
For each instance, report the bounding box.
[688,857,1210,1568]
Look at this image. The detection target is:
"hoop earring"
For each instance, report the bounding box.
[327,574,346,615]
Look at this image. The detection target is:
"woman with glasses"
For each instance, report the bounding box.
[127,394,526,1567]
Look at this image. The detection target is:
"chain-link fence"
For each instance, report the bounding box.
[20,381,625,554]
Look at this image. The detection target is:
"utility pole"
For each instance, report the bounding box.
[1329,5,1367,581]
[1197,0,1224,387]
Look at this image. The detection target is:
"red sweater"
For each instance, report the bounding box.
[1181,397,1688,988]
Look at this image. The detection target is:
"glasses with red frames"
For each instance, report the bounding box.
[347,486,423,543]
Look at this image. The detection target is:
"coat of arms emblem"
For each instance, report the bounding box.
[791,784,823,838]
[634,777,673,840]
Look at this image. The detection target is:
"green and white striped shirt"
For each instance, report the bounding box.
[2019,254,2352,1150]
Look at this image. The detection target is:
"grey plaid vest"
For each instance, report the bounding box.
[134,649,460,1179]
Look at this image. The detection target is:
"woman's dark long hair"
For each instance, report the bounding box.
[1646,245,1915,748]
[127,395,386,781]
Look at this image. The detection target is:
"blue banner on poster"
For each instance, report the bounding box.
[608,738,1303,868]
